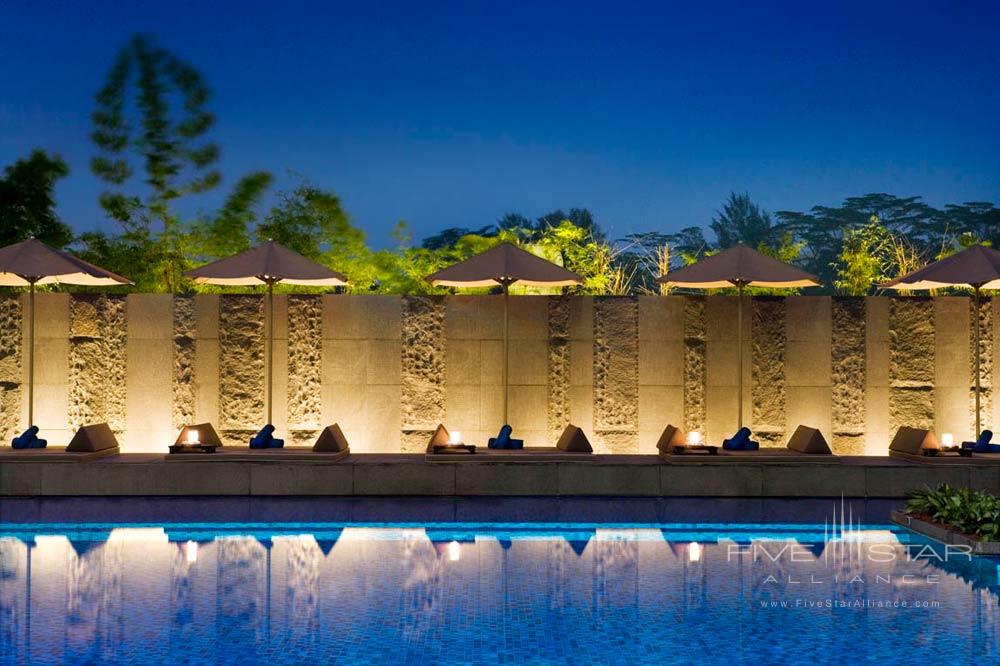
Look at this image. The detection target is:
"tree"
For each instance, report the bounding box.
[191,171,273,260]
[0,150,73,247]
[710,192,777,249]
[91,33,220,228]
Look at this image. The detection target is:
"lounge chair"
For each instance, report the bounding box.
[0,423,120,462]
[888,426,1000,465]
[425,423,597,462]
[659,424,840,463]
[166,423,351,461]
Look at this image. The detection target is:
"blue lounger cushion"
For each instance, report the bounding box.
[250,424,278,449]
[962,429,1000,453]
[723,427,760,451]
[12,426,47,449]
[488,424,524,449]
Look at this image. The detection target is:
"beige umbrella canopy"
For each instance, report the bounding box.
[880,244,1000,437]
[658,244,820,429]
[185,241,348,424]
[427,242,582,425]
[0,237,132,428]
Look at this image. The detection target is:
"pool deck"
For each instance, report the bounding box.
[1,454,997,497]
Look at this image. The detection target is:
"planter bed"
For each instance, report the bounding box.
[891,510,1000,555]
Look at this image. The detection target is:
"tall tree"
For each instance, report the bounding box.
[0,150,73,247]
[709,192,777,249]
[91,33,220,228]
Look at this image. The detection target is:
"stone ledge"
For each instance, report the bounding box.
[0,454,987,498]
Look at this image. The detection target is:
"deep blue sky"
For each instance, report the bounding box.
[4,0,999,246]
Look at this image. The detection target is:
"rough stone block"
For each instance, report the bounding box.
[400,296,445,430]
[593,298,638,431]
[832,298,866,445]
[218,295,264,431]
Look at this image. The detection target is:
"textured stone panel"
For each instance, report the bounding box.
[172,296,196,430]
[218,295,264,443]
[683,296,707,434]
[889,298,934,431]
[68,295,127,433]
[0,296,22,441]
[751,298,786,445]
[400,296,445,446]
[593,297,638,452]
[831,298,866,454]
[971,296,993,431]
[286,295,323,445]
[547,296,571,440]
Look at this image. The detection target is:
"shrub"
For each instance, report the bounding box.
[905,484,1000,541]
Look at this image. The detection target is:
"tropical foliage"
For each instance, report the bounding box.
[906,485,1000,542]
[3,34,999,295]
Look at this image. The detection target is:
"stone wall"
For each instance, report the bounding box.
[1,294,997,454]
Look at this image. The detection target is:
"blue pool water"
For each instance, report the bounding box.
[0,499,998,664]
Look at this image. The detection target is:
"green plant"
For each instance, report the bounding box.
[905,484,1000,541]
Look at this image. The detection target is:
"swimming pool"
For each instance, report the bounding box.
[0,499,997,664]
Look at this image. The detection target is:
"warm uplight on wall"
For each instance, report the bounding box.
[687,431,702,445]
[688,542,702,562]
[448,541,461,561]
[186,429,200,445]
[185,540,198,564]
[941,433,954,447]
[449,431,462,445]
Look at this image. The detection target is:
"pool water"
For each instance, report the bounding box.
[0,506,998,664]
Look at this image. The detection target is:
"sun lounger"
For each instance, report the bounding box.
[0,423,120,462]
[888,426,1000,464]
[166,423,350,461]
[426,423,597,462]
[660,424,840,463]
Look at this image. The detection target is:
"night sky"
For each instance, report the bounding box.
[4,0,999,245]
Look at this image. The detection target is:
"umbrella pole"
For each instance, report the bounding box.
[267,279,274,426]
[503,282,509,426]
[974,285,982,438]
[737,282,744,430]
[28,280,36,428]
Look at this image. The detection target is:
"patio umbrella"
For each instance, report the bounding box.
[426,242,582,425]
[185,241,348,425]
[880,243,1000,438]
[0,237,131,430]
[657,244,820,429]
